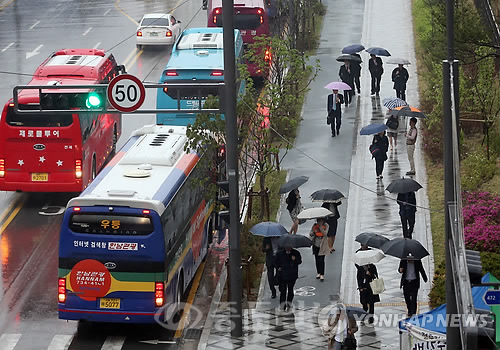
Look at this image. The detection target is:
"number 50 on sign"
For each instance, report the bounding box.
[107,74,146,112]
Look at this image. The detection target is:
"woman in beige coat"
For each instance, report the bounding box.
[309,218,330,281]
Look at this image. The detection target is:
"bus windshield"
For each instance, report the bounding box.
[6,106,73,127]
[70,213,154,235]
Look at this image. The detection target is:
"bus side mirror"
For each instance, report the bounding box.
[117,65,127,75]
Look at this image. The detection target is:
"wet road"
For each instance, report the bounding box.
[0,0,208,349]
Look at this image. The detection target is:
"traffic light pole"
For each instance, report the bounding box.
[222,0,243,338]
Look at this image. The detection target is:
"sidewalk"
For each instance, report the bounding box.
[197,0,435,348]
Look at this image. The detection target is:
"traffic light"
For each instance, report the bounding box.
[40,89,106,110]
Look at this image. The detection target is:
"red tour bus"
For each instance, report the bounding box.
[0,49,125,192]
[207,0,270,77]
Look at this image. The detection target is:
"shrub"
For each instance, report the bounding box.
[429,261,446,308]
[461,151,497,190]
[421,124,444,163]
[463,191,500,252]
[480,251,500,279]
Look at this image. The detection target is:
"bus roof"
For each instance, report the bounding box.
[209,0,266,8]
[67,125,199,215]
[166,28,242,70]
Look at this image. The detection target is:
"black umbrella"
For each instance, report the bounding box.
[386,178,422,193]
[365,47,391,56]
[336,54,362,62]
[355,232,390,249]
[279,176,309,194]
[249,222,288,237]
[342,44,365,54]
[278,234,312,248]
[310,189,345,203]
[381,238,429,260]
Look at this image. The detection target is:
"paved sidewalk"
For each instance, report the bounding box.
[198,0,435,348]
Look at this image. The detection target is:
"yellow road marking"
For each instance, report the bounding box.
[0,198,21,227]
[0,199,24,235]
[114,0,139,25]
[122,48,138,69]
[126,49,143,69]
[0,0,15,11]
[174,261,206,338]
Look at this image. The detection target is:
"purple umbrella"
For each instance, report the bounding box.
[324,82,352,91]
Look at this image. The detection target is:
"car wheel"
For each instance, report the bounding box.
[136,44,142,50]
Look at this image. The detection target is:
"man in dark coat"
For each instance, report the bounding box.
[392,64,409,100]
[355,245,380,323]
[338,61,354,106]
[351,53,362,94]
[262,237,279,298]
[368,54,384,96]
[397,191,417,239]
[275,245,302,311]
[399,258,428,317]
[327,89,344,137]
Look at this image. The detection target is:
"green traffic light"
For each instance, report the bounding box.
[86,93,102,108]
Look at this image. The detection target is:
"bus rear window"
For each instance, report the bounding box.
[6,106,73,127]
[163,80,221,100]
[70,214,154,235]
[214,14,261,30]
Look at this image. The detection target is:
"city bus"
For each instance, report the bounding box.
[207,0,271,77]
[0,49,124,192]
[58,125,217,323]
[156,27,246,126]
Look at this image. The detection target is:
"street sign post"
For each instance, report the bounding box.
[483,290,500,305]
[107,74,146,112]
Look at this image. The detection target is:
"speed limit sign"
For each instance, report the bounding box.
[107,74,146,112]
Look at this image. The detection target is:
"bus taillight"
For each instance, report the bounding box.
[143,209,150,214]
[211,70,223,76]
[166,70,178,76]
[0,159,4,177]
[58,278,66,303]
[73,207,81,211]
[213,16,217,24]
[75,160,82,179]
[155,282,164,307]
[166,30,172,37]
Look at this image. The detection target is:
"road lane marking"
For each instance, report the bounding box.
[101,336,126,350]
[114,0,139,25]
[47,335,73,350]
[0,199,25,236]
[93,42,102,49]
[26,44,43,59]
[29,20,40,30]
[126,49,143,69]
[0,198,20,225]
[82,27,92,36]
[174,261,206,338]
[121,48,138,68]
[0,0,15,11]
[0,334,21,350]
[104,8,111,16]
[1,42,14,52]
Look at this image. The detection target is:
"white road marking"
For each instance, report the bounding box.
[29,20,40,30]
[1,42,14,52]
[0,334,22,350]
[101,336,126,350]
[93,42,101,49]
[26,44,43,59]
[104,8,111,16]
[82,27,92,36]
[47,335,73,350]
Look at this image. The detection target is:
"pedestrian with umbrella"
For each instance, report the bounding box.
[391,64,410,101]
[327,89,344,137]
[368,54,384,96]
[308,217,330,281]
[321,201,341,252]
[280,176,308,234]
[322,304,358,350]
[399,255,428,317]
[275,242,303,312]
[371,130,389,180]
[397,191,417,239]
[354,244,381,324]
[405,117,418,175]
[339,61,354,106]
[385,110,400,151]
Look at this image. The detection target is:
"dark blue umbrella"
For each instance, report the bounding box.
[279,175,309,194]
[365,47,391,56]
[360,123,388,135]
[249,222,288,237]
[278,234,312,248]
[342,44,365,54]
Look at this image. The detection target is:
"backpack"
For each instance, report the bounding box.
[386,116,399,130]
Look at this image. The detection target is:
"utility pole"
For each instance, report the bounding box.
[443,0,461,347]
[222,0,243,337]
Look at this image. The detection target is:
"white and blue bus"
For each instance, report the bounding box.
[156,27,246,126]
[58,125,217,323]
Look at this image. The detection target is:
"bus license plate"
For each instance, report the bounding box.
[100,298,120,309]
[150,32,158,37]
[31,173,48,182]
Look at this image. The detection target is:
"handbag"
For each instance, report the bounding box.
[342,333,357,349]
[369,143,380,156]
[369,277,385,295]
[327,115,332,125]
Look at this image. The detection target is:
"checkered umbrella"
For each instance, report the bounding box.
[382,97,408,110]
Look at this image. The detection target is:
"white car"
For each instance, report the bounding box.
[136,13,182,49]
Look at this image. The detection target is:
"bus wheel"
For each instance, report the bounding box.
[91,157,97,181]
[173,275,184,322]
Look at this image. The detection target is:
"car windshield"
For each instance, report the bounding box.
[141,18,170,27]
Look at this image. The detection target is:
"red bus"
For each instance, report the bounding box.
[207,0,271,77]
[0,49,125,192]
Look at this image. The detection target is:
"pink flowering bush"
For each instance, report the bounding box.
[463,191,500,252]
